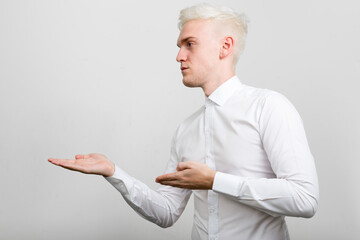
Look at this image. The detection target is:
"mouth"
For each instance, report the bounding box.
[181,67,189,72]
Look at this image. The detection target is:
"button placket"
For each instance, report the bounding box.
[204,100,219,239]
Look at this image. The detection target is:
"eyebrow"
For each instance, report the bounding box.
[177,37,198,47]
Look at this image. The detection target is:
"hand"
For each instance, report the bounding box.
[155,161,216,189]
[48,153,115,177]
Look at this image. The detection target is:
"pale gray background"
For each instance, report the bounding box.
[0,0,359,239]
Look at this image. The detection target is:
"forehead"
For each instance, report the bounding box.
[177,19,216,44]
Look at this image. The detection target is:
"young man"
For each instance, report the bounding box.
[49,4,319,240]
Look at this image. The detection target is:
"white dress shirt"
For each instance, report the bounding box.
[105,76,319,240]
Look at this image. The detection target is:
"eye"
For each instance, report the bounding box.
[187,42,194,47]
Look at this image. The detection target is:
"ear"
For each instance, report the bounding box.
[219,36,234,59]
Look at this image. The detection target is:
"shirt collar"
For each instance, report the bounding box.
[205,76,242,106]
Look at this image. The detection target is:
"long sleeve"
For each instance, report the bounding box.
[105,137,192,228]
[212,93,319,218]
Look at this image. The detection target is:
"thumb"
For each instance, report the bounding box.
[75,154,89,160]
[176,161,192,171]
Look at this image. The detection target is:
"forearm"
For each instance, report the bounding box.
[213,171,319,217]
[105,165,191,228]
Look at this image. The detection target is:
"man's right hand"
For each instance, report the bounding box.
[48,153,115,177]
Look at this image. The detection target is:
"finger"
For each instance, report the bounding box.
[48,158,73,165]
[48,158,94,175]
[48,158,65,165]
[159,180,192,189]
[155,174,168,183]
[155,172,179,183]
[158,180,177,186]
[48,158,80,170]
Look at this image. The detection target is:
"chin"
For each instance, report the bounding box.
[182,78,199,88]
[182,75,200,88]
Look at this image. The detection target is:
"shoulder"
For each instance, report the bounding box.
[245,86,303,128]
[231,84,301,126]
[240,84,283,99]
[227,84,294,114]
[239,84,295,109]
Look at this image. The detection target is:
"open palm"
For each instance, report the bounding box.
[48,153,115,177]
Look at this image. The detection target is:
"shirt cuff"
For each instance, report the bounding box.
[212,171,244,198]
[104,165,133,195]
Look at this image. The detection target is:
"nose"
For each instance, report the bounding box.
[176,47,186,62]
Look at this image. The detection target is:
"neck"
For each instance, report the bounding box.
[202,69,235,97]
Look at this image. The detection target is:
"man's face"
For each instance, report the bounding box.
[176,20,221,88]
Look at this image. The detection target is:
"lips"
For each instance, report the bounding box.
[181,66,189,71]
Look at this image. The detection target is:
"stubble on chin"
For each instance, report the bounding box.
[182,77,200,88]
[182,72,203,88]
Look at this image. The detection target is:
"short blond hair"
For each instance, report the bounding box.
[178,3,249,67]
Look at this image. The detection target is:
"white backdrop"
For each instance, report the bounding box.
[0,0,359,239]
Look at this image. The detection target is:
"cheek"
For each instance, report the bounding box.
[199,50,218,68]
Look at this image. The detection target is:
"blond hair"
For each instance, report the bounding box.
[178,3,249,67]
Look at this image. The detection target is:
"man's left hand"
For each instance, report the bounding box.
[155,161,216,189]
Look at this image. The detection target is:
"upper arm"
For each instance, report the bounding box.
[259,93,316,180]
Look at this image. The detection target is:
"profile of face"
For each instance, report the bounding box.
[176,20,222,88]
